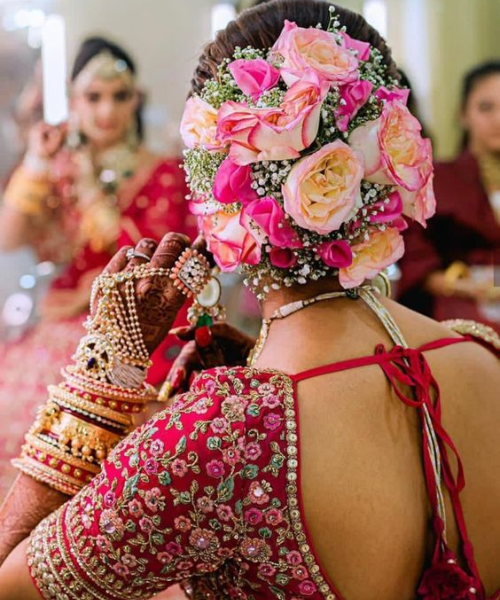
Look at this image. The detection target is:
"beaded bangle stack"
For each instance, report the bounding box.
[12,368,157,495]
[13,248,215,495]
[3,166,51,217]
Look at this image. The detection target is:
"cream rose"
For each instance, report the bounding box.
[349,101,433,192]
[282,140,364,235]
[180,96,221,151]
[200,209,261,272]
[271,20,359,86]
[339,227,404,288]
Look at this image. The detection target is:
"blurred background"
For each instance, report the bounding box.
[0,0,499,305]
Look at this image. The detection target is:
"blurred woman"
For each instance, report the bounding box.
[0,36,195,498]
[398,61,500,329]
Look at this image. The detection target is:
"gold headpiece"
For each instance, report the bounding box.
[72,51,135,93]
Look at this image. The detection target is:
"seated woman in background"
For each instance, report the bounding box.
[398,61,500,331]
[0,2,499,599]
[0,36,195,499]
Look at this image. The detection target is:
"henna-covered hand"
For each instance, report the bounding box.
[98,233,210,357]
[164,323,257,396]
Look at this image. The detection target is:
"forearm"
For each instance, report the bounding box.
[0,164,52,251]
[0,474,66,566]
[425,267,479,300]
[0,205,33,251]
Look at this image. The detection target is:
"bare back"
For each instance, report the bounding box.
[255,296,500,600]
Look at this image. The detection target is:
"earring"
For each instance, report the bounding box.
[67,112,83,149]
[125,117,139,150]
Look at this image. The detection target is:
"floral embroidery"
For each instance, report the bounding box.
[27,365,482,600]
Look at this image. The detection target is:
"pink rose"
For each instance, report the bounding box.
[216,71,328,165]
[180,96,221,151]
[213,158,258,205]
[335,79,373,132]
[282,140,364,235]
[375,85,410,105]
[398,171,436,227]
[349,100,433,191]
[228,58,280,100]
[317,239,353,268]
[200,209,261,271]
[242,196,302,248]
[340,32,371,61]
[269,247,297,268]
[339,227,404,288]
[271,20,359,85]
[369,190,403,224]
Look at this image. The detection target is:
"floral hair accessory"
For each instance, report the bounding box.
[181,7,434,299]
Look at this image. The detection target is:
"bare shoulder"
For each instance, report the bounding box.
[384,298,499,372]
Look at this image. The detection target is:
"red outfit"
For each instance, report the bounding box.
[28,334,499,600]
[0,158,196,498]
[398,151,500,331]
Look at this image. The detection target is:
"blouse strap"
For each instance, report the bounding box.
[357,287,409,348]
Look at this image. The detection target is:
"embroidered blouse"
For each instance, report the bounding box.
[27,325,500,600]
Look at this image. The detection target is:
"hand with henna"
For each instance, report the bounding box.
[162,322,257,397]
[97,232,208,357]
[0,232,208,566]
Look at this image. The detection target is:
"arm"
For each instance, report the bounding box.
[0,123,65,252]
[0,372,244,600]
[0,475,66,566]
[0,232,202,565]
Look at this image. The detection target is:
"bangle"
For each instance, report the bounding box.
[3,166,50,216]
[23,152,50,176]
[442,261,469,296]
[13,367,156,495]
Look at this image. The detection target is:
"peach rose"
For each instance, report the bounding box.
[200,209,261,271]
[339,227,404,288]
[180,96,221,150]
[216,71,328,165]
[271,20,359,86]
[398,171,436,228]
[282,140,364,235]
[349,101,433,191]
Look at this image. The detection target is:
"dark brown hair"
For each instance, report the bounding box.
[191,0,399,96]
[72,36,144,141]
[460,60,500,150]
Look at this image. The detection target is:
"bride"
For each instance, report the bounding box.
[0,1,499,599]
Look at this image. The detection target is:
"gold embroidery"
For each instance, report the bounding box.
[442,319,500,351]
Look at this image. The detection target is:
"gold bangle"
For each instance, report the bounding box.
[48,384,134,428]
[443,261,469,294]
[3,166,50,216]
[23,433,100,475]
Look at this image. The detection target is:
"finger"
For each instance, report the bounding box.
[102,246,132,275]
[125,238,158,271]
[149,232,190,270]
[170,325,195,340]
[194,327,226,368]
[192,234,216,268]
[164,341,201,396]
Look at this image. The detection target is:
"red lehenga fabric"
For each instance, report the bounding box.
[0,159,196,499]
[28,335,500,600]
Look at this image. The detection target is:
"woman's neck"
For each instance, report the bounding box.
[260,278,349,319]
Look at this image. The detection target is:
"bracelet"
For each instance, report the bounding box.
[442,261,469,296]
[13,370,154,495]
[23,152,50,176]
[3,166,51,216]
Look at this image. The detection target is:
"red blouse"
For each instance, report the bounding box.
[27,336,499,600]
